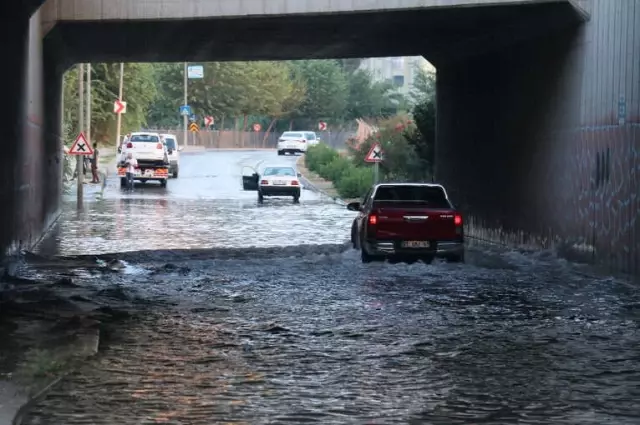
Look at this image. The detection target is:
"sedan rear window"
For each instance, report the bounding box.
[130,134,159,143]
[374,185,451,208]
[282,132,303,138]
[305,133,317,140]
[263,167,296,176]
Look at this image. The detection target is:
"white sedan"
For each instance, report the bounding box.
[258,166,302,204]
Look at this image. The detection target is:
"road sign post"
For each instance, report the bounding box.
[364,142,384,185]
[114,62,125,149]
[77,63,84,206]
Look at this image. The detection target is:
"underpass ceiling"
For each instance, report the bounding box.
[44,2,586,68]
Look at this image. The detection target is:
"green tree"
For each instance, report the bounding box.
[338,58,364,74]
[147,61,299,131]
[62,63,157,146]
[344,70,405,120]
[288,60,348,124]
[409,65,436,105]
[146,63,183,128]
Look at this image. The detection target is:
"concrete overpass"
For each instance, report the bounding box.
[5,0,640,273]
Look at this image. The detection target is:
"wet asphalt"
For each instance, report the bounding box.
[25,150,640,424]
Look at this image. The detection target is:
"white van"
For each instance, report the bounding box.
[160,134,182,178]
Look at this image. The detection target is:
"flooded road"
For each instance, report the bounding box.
[26,150,640,424]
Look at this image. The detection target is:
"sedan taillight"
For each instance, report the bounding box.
[260,180,269,185]
[290,180,299,186]
[156,143,163,149]
[126,142,133,148]
[300,139,306,143]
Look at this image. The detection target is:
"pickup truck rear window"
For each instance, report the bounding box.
[374,185,451,208]
[130,135,159,143]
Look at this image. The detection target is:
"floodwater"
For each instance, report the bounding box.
[24,150,640,424]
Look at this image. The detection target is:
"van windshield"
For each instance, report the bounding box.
[164,138,177,149]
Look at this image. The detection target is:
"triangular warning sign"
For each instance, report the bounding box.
[68,132,93,155]
[364,142,384,163]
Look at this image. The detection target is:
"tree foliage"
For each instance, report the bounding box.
[62,63,156,146]
[344,70,403,120]
[63,58,425,143]
[288,60,349,121]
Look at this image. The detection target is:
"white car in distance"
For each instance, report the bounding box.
[277,131,320,155]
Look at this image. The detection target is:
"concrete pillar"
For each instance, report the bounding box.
[0,15,30,257]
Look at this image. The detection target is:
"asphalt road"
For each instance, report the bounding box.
[26,150,640,424]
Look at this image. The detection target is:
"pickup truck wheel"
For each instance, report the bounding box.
[361,249,373,263]
[173,170,178,178]
[120,177,127,188]
[447,253,465,263]
[277,150,284,156]
[421,255,434,264]
[351,224,357,249]
[160,179,167,188]
[292,195,300,204]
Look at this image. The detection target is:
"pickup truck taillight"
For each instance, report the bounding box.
[126,142,133,148]
[290,180,299,186]
[454,214,462,226]
[156,143,163,149]
[368,214,378,225]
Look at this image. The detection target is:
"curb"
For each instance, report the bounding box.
[295,157,347,206]
[11,329,100,425]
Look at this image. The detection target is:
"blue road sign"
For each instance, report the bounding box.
[179,105,191,116]
[189,114,197,122]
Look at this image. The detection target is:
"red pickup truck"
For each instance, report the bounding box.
[347,183,464,264]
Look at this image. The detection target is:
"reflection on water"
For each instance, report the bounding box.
[38,197,355,256]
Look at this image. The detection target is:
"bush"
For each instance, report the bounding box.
[335,166,374,199]
[347,114,432,182]
[318,155,352,182]
[305,144,339,174]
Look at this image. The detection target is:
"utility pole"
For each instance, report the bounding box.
[77,63,84,205]
[183,62,188,146]
[114,62,125,148]
[86,64,92,146]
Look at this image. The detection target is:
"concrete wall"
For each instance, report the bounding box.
[436,0,640,273]
[0,9,62,260]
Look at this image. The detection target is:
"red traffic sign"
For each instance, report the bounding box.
[364,142,383,163]
[204,116,214,127]
[68,132,94,155]
[113,99,127,114]
[252,123,262,132]
[318,121,327,131]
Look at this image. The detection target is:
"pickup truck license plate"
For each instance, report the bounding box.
[273,180,286,185]
[402,241,430,248]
